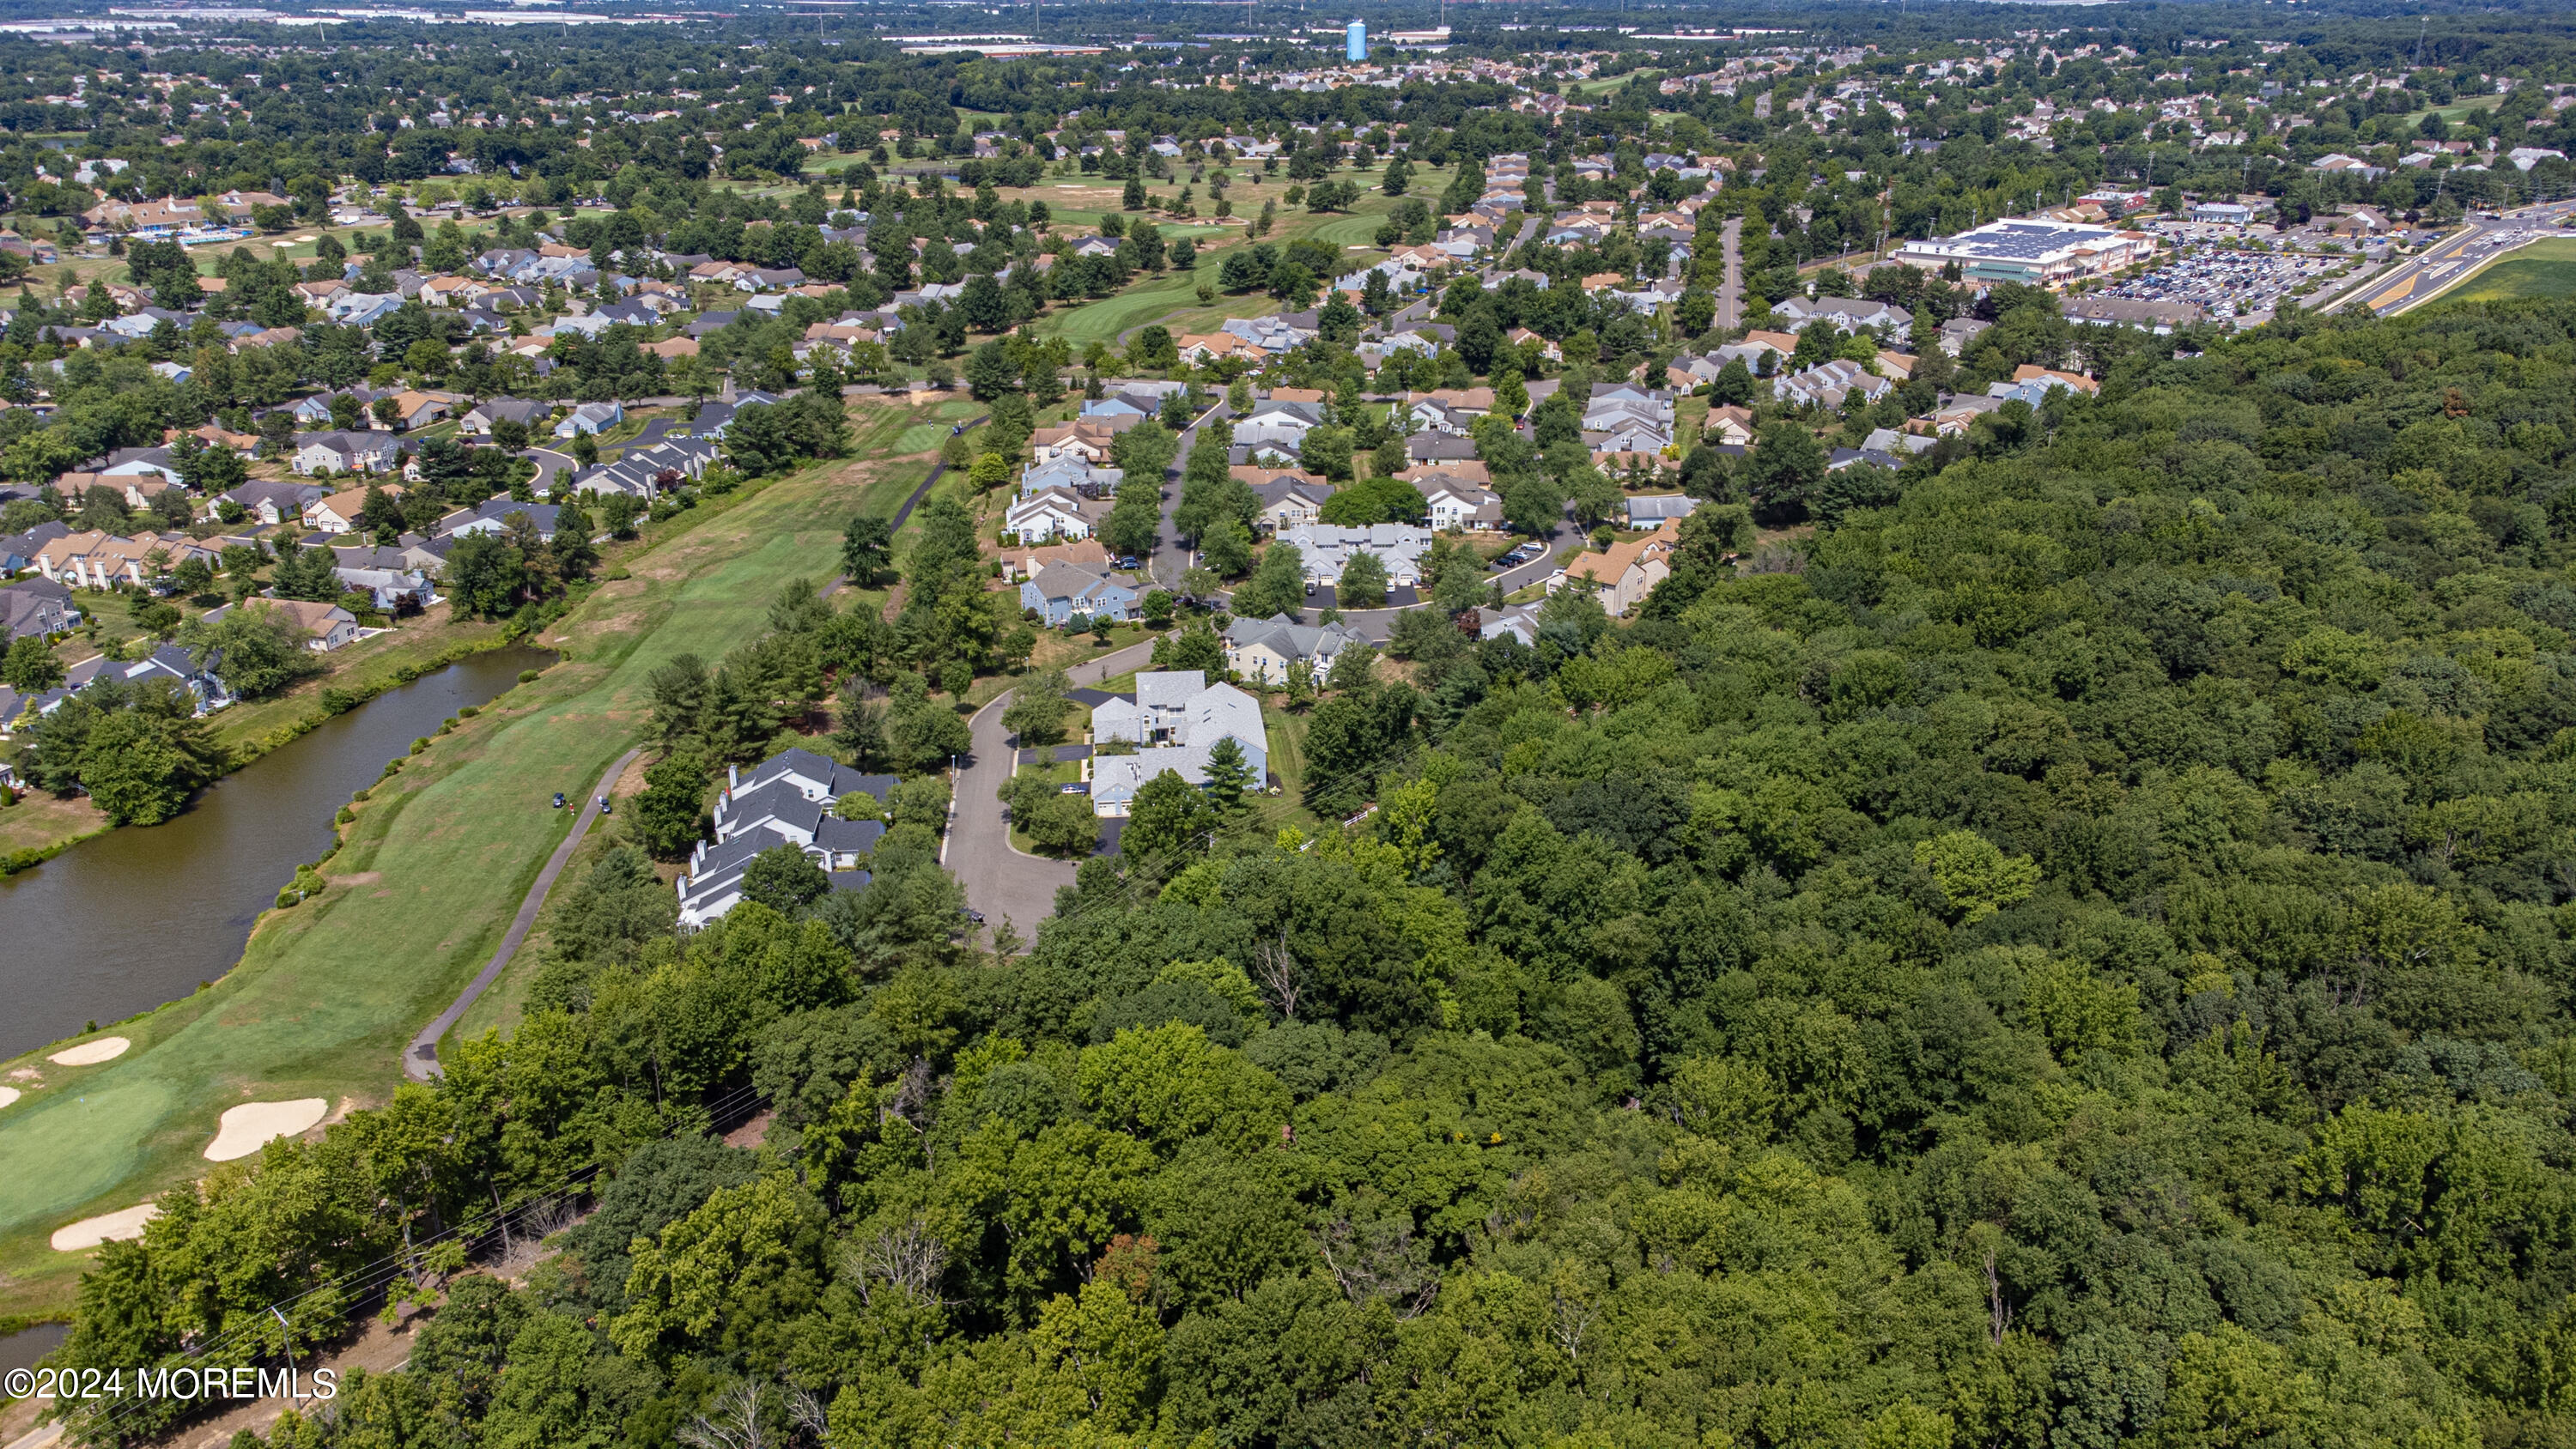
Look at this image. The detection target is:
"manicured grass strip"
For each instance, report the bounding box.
[2448,238,2576,304]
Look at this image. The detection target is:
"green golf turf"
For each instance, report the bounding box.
[0,402,932,1315]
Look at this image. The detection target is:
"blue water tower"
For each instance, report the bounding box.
[1346,18,1366,61]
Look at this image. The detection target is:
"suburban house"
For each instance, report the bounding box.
[0,521,71,580]
[120,475,188,514]
[1938,318,1992,356]
[1775,359,1894,410]
[997,538,1112,582]
[1424,482,1504,532]
[2006,364,2100,396]
[1479,602,1544,647]
[62,642,234,715]
[335,565,434,612]
[305,482,404,534]
[1234,397,1325,452]
[1030,419,1127,465]
[1007,488,1109,545]
[2,575,79,640]
[216,480,328,527]
[1020,454,1122,498]
[1224,612,1366,685]
[1087,670,1270,815]
[1584,383,1677,433]
[291,431,402,477]
[1772,295,1914,334]
[574,439,722,500]
[1625,494,1699,528]
[100,446,182,482]
[334,536,452,576]
[1176,331,1261,366]
[458,397,550,436]
[1280,521,1435,587]
[288,387,377,427]
[1548,518,1681,617]
[436,499,560,540]
[1704,405,1756,446]
[1021,561,1140,625]
[385,391,453,431]
[676,748,896,927]
[1236,470,1335,532]
[204,597,363,651]
[554,401,624,438]
[688,391,783,440]
[34,530,219,590]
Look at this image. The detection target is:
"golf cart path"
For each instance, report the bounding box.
[402,747,642,1081]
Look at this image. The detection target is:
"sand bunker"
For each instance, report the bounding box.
[49,1036,130,1065]
[0,1087,18,1110]
[204,1099,329,1161]
[52,1203,161,1252]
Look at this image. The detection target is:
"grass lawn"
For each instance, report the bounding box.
[1676,394,1710,441]
[1250,703,1314,826]
[0,400,939,1317]
[1005,755,1097,858]
[0,788,108,860]
[2446,238,2576,304]
[2404,91,2506,128]
[894,421,949,452]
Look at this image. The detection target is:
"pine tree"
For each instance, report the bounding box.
[1202,735,1255,811]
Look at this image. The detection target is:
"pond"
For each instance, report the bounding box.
[0,645,554,1062]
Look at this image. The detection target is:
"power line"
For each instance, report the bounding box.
[76,1081,767,1443]
[88,674,1470,1439]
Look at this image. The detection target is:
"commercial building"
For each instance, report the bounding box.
[1892,218,2156,289]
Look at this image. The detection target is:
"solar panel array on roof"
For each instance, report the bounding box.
[1960,224,2081,258]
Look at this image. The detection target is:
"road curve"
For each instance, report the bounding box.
[951,640,1157,939]
[403,747,641,1080]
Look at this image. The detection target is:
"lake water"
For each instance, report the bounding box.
[0,646,553,1061]
[0,1322,67,1375]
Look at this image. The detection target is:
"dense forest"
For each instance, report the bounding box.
[40,292,2576,1449]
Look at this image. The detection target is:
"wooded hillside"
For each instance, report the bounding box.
[47,297,2576,1449]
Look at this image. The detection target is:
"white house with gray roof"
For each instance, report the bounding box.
[677,748,897,927]
[1087,670,1268,816]
[1224,613,1365,685]
[1280,521,1435,586]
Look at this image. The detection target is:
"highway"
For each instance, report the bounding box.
[2330,200,2576,317]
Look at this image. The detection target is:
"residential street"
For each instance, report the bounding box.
[1148,400,1233,593]
[1716,215,1745,331]
[950,640,1156,941]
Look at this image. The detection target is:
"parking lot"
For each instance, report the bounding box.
[2102,246,2342,323]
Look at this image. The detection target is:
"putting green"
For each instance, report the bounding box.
[0,1076,173,1230]
[895,422,947,452]
[935,399,980,419]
